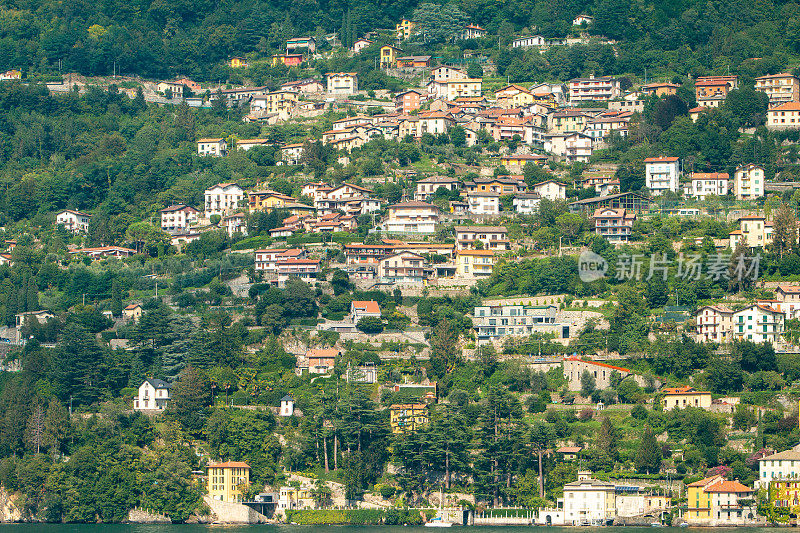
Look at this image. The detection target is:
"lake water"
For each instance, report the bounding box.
[0,526,785,533]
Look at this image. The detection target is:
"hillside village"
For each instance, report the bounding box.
[6,5,800,528]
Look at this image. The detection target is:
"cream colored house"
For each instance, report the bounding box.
[429,78,482,101]
[730,215,772,248]
[379,251,428,283]
[532,179,566,201]
[755,73,800,105]
[467,192,500,216]
[382,201,439,233]
[661,385,712,411]
[454,225,509,251]
[134,379,172,411]
[564,477,616,525]
[279,486,315,509]
[326,72,358,94]
[768,102,800,129]
[197,138,227,157]
[431,66,467,83]
[695,305,734,343]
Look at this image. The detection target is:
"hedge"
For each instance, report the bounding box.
[285,508,424,525]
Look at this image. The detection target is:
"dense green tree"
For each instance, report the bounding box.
[635,425,662,474]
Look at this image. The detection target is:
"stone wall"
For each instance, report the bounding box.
[203,496,269,524]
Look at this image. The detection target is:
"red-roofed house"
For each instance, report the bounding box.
[644,156,681,195]
[695,75,738,108]
[350,300,381,321]
[767,101,800,130]
[685,172,729,200]
[686,474,755,525]
[298,348,341,374]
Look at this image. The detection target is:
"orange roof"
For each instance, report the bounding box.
[691,172,728,180]
[352,300,380,314]
[307,348,339,359]
[644,156,679,162]
[661,385,709,395]
[772,102,800,112]
[688,475,722,487]
[705,480,753,493]
[457,249,495,256]
[564,357,630,373]
[210,461,250,469]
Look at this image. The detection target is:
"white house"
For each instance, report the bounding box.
[414,176,462,201]
[467,192,500,216]
[352,38,373,53]
[512,35,547,48]
[454,225,509,251]
[733,164,765,200]
[513,193,542,214]
[563,476,616,525]
[160,204,200,234]
[197,138,227,157]
[279,395,295,416]
[644,156,681,195]
[684,172,729,200]
[205,183,244,218]
[382,201,439,234]
[350,300,381,322]
[757,446,800,488]
[221,213,247,236]
[134,379,172,411]
[732,303,784,345]
[56,209,91,234]
[532,180,567,201]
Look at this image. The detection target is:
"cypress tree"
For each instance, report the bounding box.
[635,425,662,474]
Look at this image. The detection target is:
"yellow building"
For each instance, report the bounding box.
[661,385,713,411]
[390,403,428,434]
[686,475,717,521]
[456,249,496,278]
[248,190,296,211]
[685,475,754,525]
[380,45,402,69]
[396,19,415,40]
[207,461,250,502]
[229,57,248,68]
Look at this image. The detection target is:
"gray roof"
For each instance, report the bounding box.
[146,378,172,389]
[280,395,295,402]
[761,448,800,461]
[565,478,616,488]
